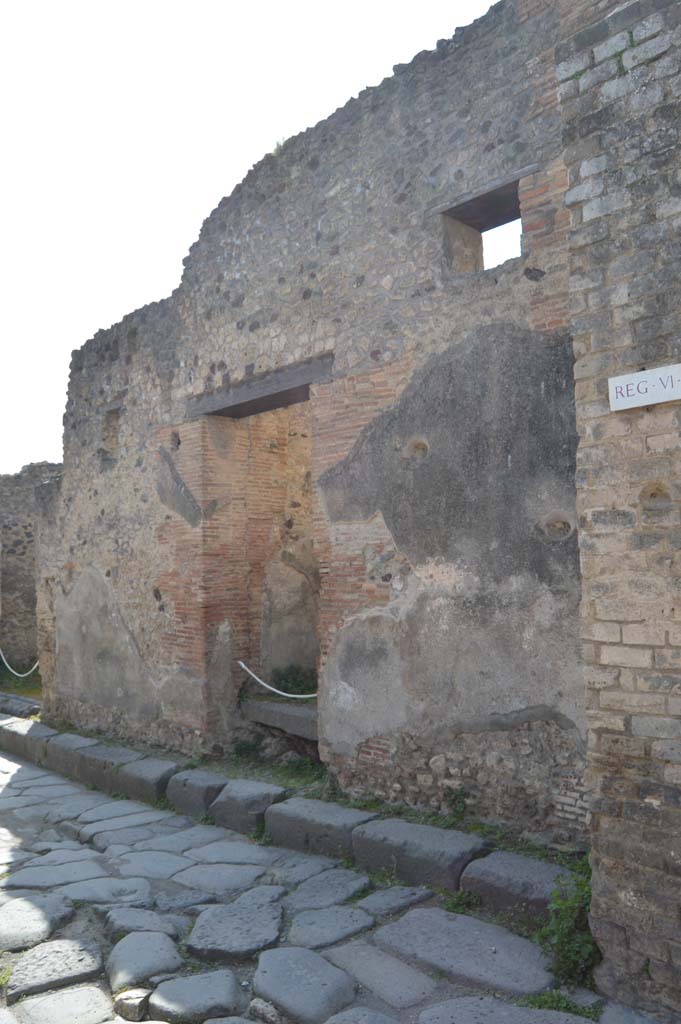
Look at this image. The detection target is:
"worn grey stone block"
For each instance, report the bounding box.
[254,947,356,1024]
[460,850,570,914]
[56,875,152,906]
[352,818,490,890]
[107,931,183,991]
[265,797,377,857]
[326,1011,397,1024]
[419,996,581,1023]
[285,868,369,912]
[7,938,103,1003]
[167,769,229,817]
[173,863,266,895]
[288,906,374,948]
[600,1003,659,1024]
[210,778,286,833]
[0,717,57,763]
[188,886,283,960]
[325,941,437,1009]
[72,742,144,794]
[12,984,113,1024]
[0,893,74,951]
[44,733,99,776]
[374,908,553,995]
[117,756,181,803]
[149,969,244,1023]
[355,885,431,917]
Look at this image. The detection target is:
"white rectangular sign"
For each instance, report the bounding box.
[608,363,681,412]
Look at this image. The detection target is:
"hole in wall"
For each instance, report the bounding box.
[536,513,574,542]
[404,438,430,460]
[170,430,181,452]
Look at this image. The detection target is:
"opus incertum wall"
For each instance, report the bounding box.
[32,1,681,1015]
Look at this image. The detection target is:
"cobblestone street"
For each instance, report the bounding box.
[0,750,651,1024]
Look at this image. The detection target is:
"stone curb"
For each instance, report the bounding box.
[0,715,561,905]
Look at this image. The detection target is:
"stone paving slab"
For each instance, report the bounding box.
[117,756,181,803]
[166,769,229,817]
[57,875,152,906]
[77,809,174,842]
[355,885,432,917]
[268,851,337,886]
[148,968,245,1023]
[325,940,437,1008]
[77,798,153,823]
[12,984,113,1024]
[285,868,370,912]
[107,930,183,990]
[254,947,356,1024]
[418,996,584,1023]
[0,718,57,762]
[352,819,490,891]
[134,824,232,852]
[3,858,108,888]
[7,938,103,1003]
[173,863,267,894]
[326,1010,398,1024]
[187,886,283,960]
[0,892,75,950]
[117,851,195,878]
[288,906,374,948]
[105,906,188,939]
[187,839,281,865]
[374,908,553,995]
[460,850,570,914]
[265,798,378,858]
[600,1004,659,1024]
[210,778,286,834]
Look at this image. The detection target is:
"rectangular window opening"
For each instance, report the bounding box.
[443,179,522,273]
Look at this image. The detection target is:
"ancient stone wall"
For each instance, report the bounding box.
[0,463,62,672]
[558,0,681,1017]
[45,0,586,834]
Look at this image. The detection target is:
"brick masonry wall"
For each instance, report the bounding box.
[44,0,586,835]
[0,463,61,671]
[557,0,681,1016]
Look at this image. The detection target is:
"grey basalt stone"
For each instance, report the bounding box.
[44,733,100,776]
[105,906,188,940]
[325,941,437,1009]
[57,876,152,906]
[326,1011,398,1024]
[288,906,374,948]
[0,892,75,950]
[269,851,336,886]
[460,850,570,914]
[4,858,107,889]
[148,969,245,1023]
[285,868,370,912]
[351,818,490,890]
[71,743,145,794]
[187,838,280,866]
[254,947,356,1024]
[0,718,58,762]
[374,908,553,995]
[172,862,266,895]
[187,886,283,960]
[210,778,286,834]
[117,851,194,878]
[135,824,231,852]
[117,756,181,803]
[166,769,229,817]
[7,938,103,1003]
[419,996,583,1023]
[600,1004,659,1024]
[106,931,183,991]
[355,885,432,916]
[11,984,113,1024]
[78,809,174,842]
[112,987,151,1022]
[265,797,377,858]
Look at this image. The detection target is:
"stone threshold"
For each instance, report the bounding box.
[0,712,569,914]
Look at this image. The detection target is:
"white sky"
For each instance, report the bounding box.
[0,0,500,475]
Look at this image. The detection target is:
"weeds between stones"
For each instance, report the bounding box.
[536,864,601,987]
[519,991,603,1021]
